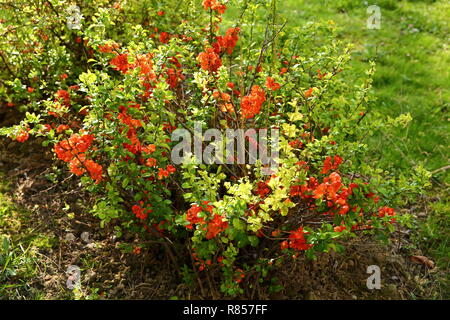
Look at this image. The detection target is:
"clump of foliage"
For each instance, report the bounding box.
[0,0,430,297]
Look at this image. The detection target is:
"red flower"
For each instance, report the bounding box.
[159,32,170,44]
[198,47,222,73]
[321,155,343,174]
[256,181,270,198]
[55,89,71,106]
[334,225,346,232]
[142,144,156,154]
[240,85,266,119]
[110,53,132,74]
[378,207,395,218]
[165,67,184,88]
[215,27,240,54]
[27,87,34,93]
[157,10,165,16]
[304,88,313,98]
[157,165,176,180]
[265,77,280,91]
[16,130,29,143]
[132,204,149,220]
[205,214,228,239]
[145,157,157,167]
[98,42,119,53]
[186,204,205,230]
[54,134,94,162]
[202,0,227,14]
[68,154,103,183]
[317,69,328,80]
[56,124,70,133]
[288,227,312,251]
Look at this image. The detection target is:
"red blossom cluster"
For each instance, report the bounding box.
[317,69,328,80]
[110,53,132,74]
[15,129,30,143]
[132,201,153,220]
[321,155,343,174]
[56,124,70,133]
[185,202,228,240]
[255,180,271,198]
[240,85,266,119]
[55,89,71,106]
[289,156,357,216]
[202,0,227,14]
[289,139,304,149]
[198,47,222,73]
[265,77,280,91]
[157,165,176,180]
[69,154,103,182]
[213,90,234,113]
[304,87,314,98]
[159,31,170,44]
[214,27,240,55]
[54,133,102,182]
[118,103,148,155]
[378,206,396,218]
[98,42,120,53]
[281,226,312,251]
[164,56,185,89]
[334,225,346,232]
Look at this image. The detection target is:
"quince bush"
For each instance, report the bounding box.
[0,0,430,297]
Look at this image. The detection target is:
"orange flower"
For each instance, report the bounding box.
[110,53,132,74]
[266,76,280,91]
[16,130,29,143]
[288,227,312,251]
[205,214,228,239]
[145,157,157,167]
[159,32,170,44]
[240,85,266,119]
[55,89,70,106]
[142,144,156,154]
[334,225,346,232]
[321,155,343,174]
[202,0,227,14]
[215,27,240,54]
[198,47,222,73]
[56,124,70,134]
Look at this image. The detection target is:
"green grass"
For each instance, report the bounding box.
[0,176,58,299]
[414,190,450,297]
[0,179,39,299]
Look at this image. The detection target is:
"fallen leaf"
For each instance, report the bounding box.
[409,255,435,269]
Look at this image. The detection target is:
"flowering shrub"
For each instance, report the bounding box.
[0,0,431,297]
